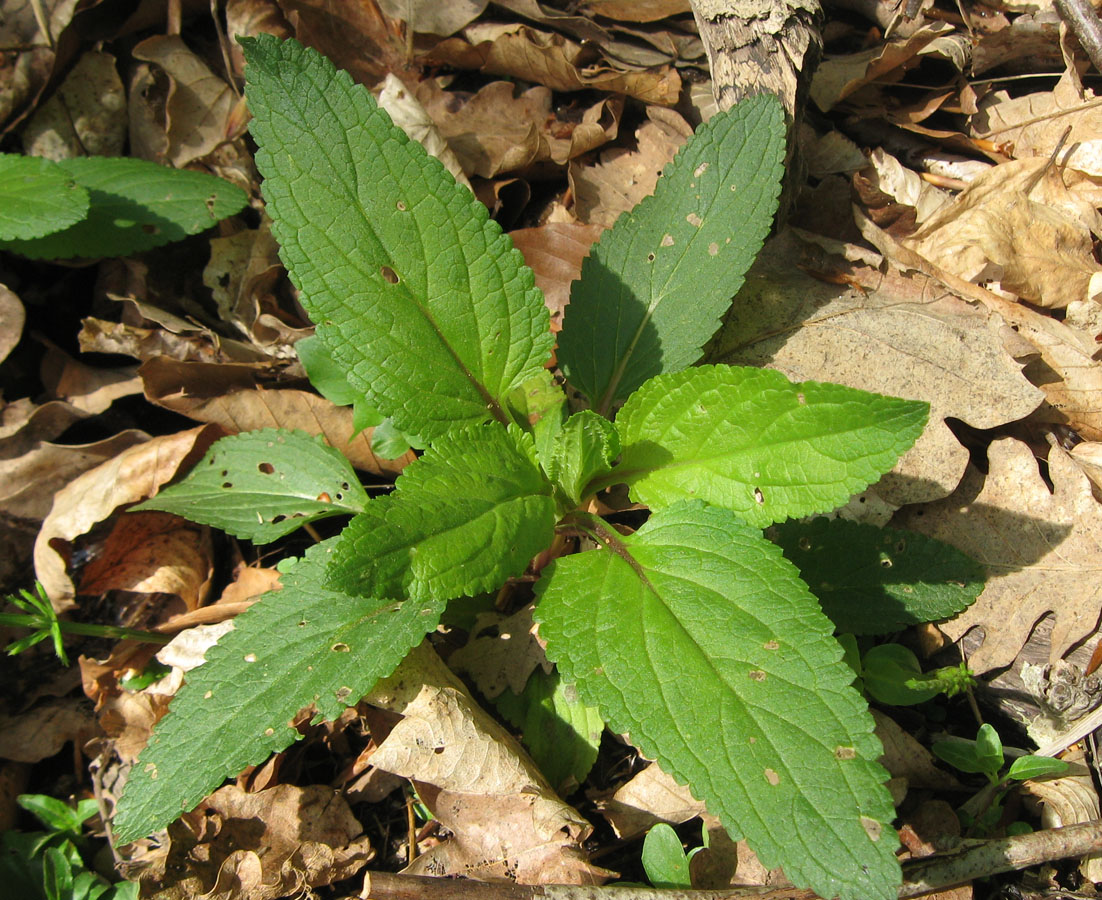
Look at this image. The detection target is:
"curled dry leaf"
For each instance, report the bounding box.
[895,438,1102,674]
[570,106,692,226]
[33,424,222,603]
[1023,746,1102,882]
[708,230,1044,509]
[598,761,705,840]
[0,699,95,763]
[901,157,1102,309]
[41,346,142,415]
[139,357,414,477]
[367,644,608,884]
[428,25,681,105]
[134,784,372,900]
[131,35,237,167]
[376,0,487,36]
[0,0,78,134]
[415,79,622,179]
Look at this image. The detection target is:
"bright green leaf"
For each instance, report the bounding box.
[43,847,72,900]
[1006,754,1070,781]
[135,429,367,543]
[240,35,554,440]
[0,157,246,259]
[975,723,1005,772]
[557,95,784,412]
[931,738,990,776]
[641,823,693,889]
[860,644,941,706]
[494,667,604,794]
[535,500,900,900]
[296,334,385,434]
[113,540,444,844]
[611,365,929,526]
[0,155,89,241]
[771,518,983,634]
[536,410,620,504]
[329,424,555,602]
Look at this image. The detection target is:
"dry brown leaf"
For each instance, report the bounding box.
[33,425,221,603]
[22,50,127,159]
[872,710,963,791]
[895,437,1102,674]
[429,25,681,105]
[1071,441,1102,497]
[131,35,236,167]
[901,158,1102,308]
[598,761,705,839]
[368,644,607,884]
[570,106,692,226]
[449,605,548,698]
[509,222,603,332]
[415,79,622,178]
[809,23,955,113]
[137,784,372,900]
[0,0,78,134]
[0,283,24,365]
[377,0,487,35]
[139,357,413,477]
[75,511,214,611]
[580,0,692,22]
[708,230,1044,509]
[0,698,95,763]
[1023,746,1102,881]
[40,346,143,415]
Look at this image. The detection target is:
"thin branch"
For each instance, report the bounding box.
[1054,0,1102,73]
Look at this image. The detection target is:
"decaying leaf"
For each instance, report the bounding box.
[895,438,1102,674]
[449,605,549,699]
[368,644,608,884]
[0,699,95,763]
[508,222,604,333]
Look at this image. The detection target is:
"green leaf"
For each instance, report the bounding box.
[611,365,929,526]
[135,429,368,543]
[557,95,784,412]
[113,539,445,844]
[771,518,983,634]
[494,667,604,794]
[296,334,385,434]
[1006,754,1070,781]
[43,847,72,900]
[0,155,89,241]
[975,723,1004,773]
[931,739,989,776]
[0,157,246,259]
[536,410,620,504]
[328,424,555,602]
[860,644,941,706]
[535,500,900,900]
[642,823,693,889]
[240,35,554,440]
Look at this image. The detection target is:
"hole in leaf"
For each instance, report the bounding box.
[895,540,906,553]
[331,642,350,652]
[396,200,407,211]
[244,653,256,662]
[646,252,655,262]
[258,462,275,474]
[880,557,893,568]
[381,265,399,284]
[753,487,764,505]
[797,537,811,551]
[272,514,287,524]
[222,482,233,489]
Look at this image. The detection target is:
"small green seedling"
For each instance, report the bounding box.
[1,582,170,666]
[1,795,138,900]
[642,822,706,889]
[0,153,246,259]
[858,642,976,706]
[933,723,1070,833]
[111,36,986,900]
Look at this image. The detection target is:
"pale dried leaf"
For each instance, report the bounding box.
[41,346,142,415]
[449,605,548,698]
[377,74,471,187]
[376,0,487,35]
[579,0,692,22]
[132,35,236,166]
[368,645,607,884]
[895,438,1102,674]
[0,283,25,366]
[33,425,221,603]
[598,762,704,839]
[0,699,94,763]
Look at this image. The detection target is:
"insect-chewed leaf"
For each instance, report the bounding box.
[135,429,367,543]
[557,94,784,412]
[534,501,901,900]
[611,365,928,526]
[328,424,556,602]
[240,35,555,440]
[113,539,445,844]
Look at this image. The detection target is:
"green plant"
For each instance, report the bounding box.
[641,822,705,889]
[109,35,984,900]
[1,794,138,900]
[854,641,976,706]
[1,582,170,666]
[0,153,247,259]
[932,724,1070,833]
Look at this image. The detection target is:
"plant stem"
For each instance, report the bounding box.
[0,613,171,646]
